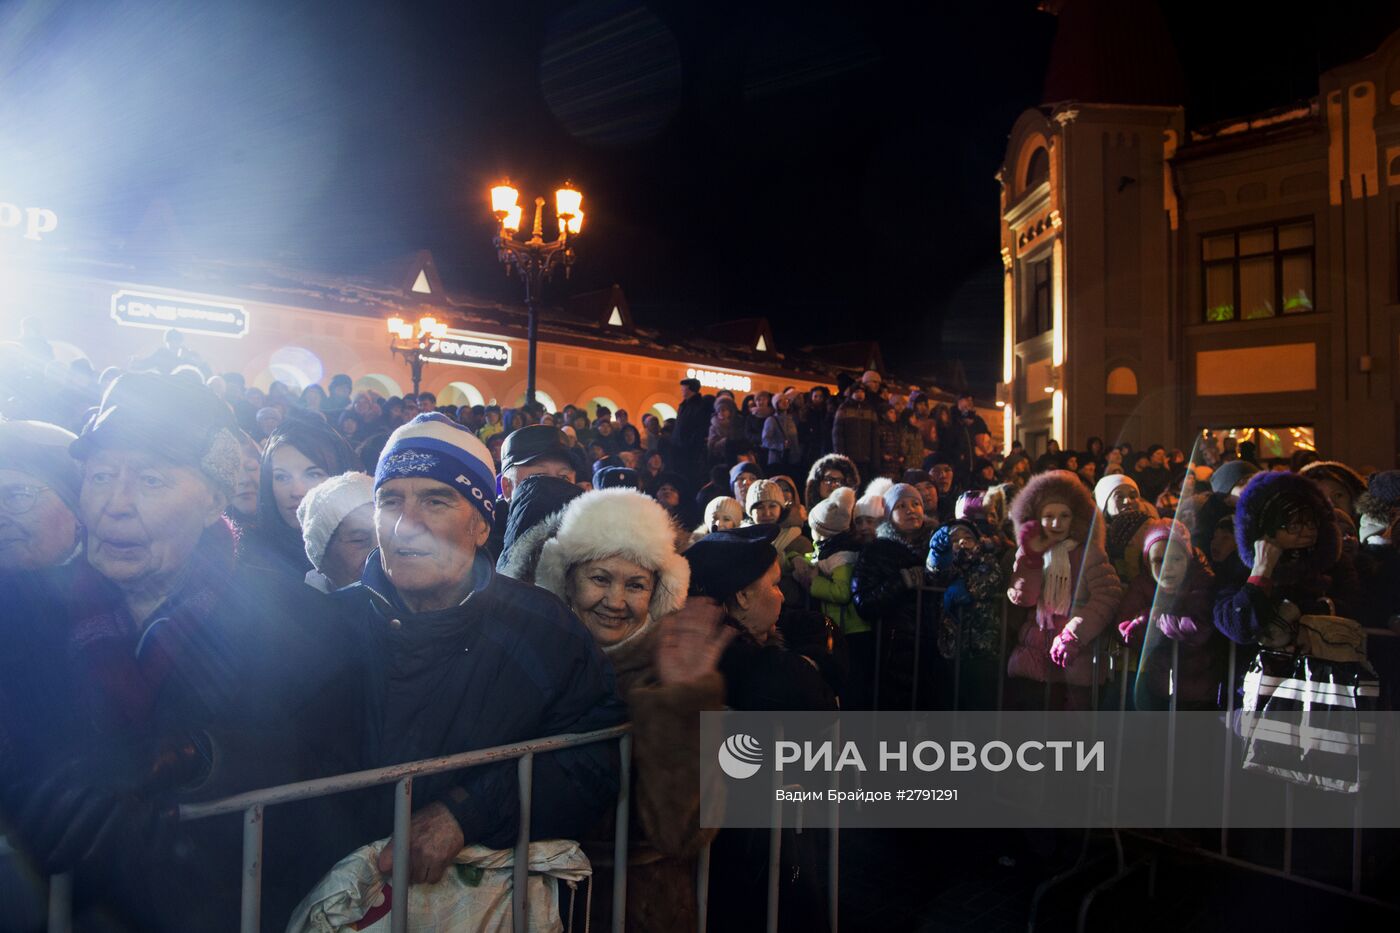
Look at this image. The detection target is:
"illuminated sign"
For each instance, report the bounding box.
[110,290,249,338]
[687,366,752,393]
[0,201,58,241]
[421,331,512,371]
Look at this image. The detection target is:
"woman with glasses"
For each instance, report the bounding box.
[802,453,861,514]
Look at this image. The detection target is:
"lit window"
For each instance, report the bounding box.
[1201,220,1314,323]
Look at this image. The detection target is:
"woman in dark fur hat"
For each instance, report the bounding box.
[1212,470,1359,645]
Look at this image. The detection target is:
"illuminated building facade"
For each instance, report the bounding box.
[999,16,1400,467]
[4,248,927,424]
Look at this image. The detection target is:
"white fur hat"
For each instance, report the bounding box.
[534,488,690,622]
[855,491,887,520]
[297,472,375,571]
[864,476,894,501]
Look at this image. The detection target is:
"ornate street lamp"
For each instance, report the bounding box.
[489,179,583,407]
[385,314,448,396]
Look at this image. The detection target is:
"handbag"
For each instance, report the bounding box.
[1238,607,1380,793]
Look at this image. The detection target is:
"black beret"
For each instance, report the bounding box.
[501,425,572,473]
[594,466,643,490]
[684,525,780,602]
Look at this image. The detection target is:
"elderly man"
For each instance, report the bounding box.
[0,420,83,569]
[485,424,579,560]
[336,413,624,885]
[2,373,348,931]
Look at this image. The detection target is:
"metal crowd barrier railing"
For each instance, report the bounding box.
[25,722,840,933]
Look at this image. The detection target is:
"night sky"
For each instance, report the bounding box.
[4,0,1399,393]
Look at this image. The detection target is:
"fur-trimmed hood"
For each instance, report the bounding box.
[1234,470,1340,570]
[1010,469,1104,551]
[804,454,861,510]
[531,488,690,623]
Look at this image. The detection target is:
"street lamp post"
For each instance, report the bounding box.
[489,180,583,407]
[385,314,448,397]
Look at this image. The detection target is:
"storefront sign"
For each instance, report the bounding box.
[421,331,512,370]
[687,366,752,393]
[110,290,249,338]
[0,201,58,241]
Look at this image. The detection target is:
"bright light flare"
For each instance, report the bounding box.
[491,183,519,215]
[555,183,582,221]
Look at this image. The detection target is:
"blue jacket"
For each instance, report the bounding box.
[332,549,627,849]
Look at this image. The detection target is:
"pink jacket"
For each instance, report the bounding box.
[1006,520,1123,685]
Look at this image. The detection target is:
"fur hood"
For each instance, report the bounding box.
[532,488,690,622]
[804,454,861,509]
[1010,469,1104,551]
[1234,470,1340,570]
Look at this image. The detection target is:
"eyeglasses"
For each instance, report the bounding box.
[0,484,49,516]
[1282,519,1317,535]
[819,474,844,486]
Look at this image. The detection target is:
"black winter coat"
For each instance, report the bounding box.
[329,550,628,850]
[851,523,937,707]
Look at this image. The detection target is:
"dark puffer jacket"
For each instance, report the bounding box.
[1213,471,1359,644]
[852,521,936,705]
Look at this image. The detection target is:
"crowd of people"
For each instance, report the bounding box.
[2,333,1400,931]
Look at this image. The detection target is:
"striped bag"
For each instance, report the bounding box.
[1238,613,1380,793]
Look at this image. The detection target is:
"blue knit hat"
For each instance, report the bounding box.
[375,413,497,524]
[883,482,921,516]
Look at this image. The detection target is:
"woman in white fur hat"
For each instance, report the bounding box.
[501,488,731,933]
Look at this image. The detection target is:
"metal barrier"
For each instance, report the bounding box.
[27,723,841,933]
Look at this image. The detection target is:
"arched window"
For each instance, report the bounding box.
[1024,147,1049,190]
[586,396,620,419]
[441,381,487,408]
[354,373,403,398]
[513,390,558,412]
[1106,366,1139,396]
[649,402,678,421]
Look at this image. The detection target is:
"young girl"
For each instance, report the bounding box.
[1005,470,1123,709]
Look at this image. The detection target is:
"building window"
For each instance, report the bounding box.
[1019,255,1053,340]
[1024,147,1049,190]
[1201,220,1314,322]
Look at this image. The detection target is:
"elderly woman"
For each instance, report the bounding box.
[297,472,376,592]
[225,429,262,535]
[0,420,83,570]
[502,488,727,933]
[1,373,348,932]
[243,415,358,579]
[685,527,835,933]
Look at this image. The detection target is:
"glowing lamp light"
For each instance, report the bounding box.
[559,209,583,235]
[397,323,414,340]
[1043,386,1054,394]
[386,316,404,334]
[419,316,437,333]
[503,204,523,233]
[432,322,448,338]
[996,400,1006,408]
[491,183,520,216]
[555,184,583,222]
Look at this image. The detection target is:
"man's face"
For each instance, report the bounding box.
[375,479,487,608]
[81,450,224,592]
[618,450,640,469]
[914,399,930,417]
[1150,449,1167,467]
[596,421,613,436]
[957,397,973,413]
[504,457,577,501]
[418,396,437,413]
[0,468,80,570]
[931,465,954,494]
[321,502,376,589]
[657,483,681,508]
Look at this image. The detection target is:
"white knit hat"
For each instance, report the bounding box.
[297,472,375,571]
[1093,474,1139,513]
[810,486,856,540]
[855,492,887,520]
[745,478,785,514]
[704,496,743,529]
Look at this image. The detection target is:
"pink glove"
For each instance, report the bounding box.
[1156,613,1208,647]
[1049,629,1080,668]
[1118,614,1147,644]
[1018,520,1046,555]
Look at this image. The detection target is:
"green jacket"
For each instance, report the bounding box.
[807,550,870,635]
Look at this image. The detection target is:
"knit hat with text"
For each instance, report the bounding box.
[375,413,497,525]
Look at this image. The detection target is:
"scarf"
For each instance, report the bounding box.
[1037,537,1078,630]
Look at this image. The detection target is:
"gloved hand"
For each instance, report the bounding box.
[1049,628,1080,668]
[1118,614,1147,644]
[1018,520,1050,555]
[1156,613,1206,645]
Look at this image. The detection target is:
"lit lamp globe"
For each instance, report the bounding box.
[555,184,583,230]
